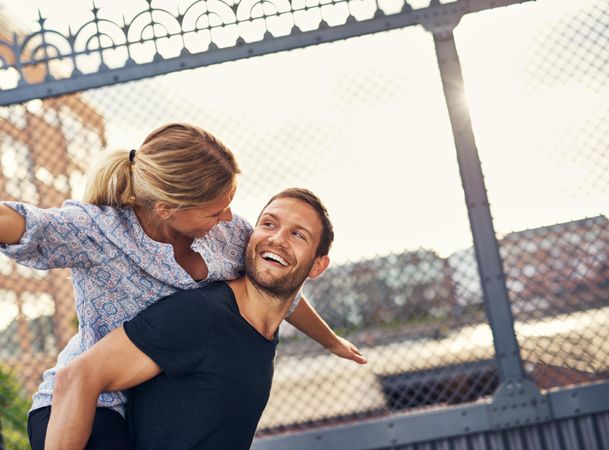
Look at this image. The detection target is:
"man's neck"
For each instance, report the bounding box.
[227,278,295,341]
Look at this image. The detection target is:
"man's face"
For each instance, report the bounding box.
[245,197,329,298]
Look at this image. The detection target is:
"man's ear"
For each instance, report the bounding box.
[308,255,330,279]
[154,203,173,220]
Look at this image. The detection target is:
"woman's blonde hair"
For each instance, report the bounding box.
[83,123,240,209]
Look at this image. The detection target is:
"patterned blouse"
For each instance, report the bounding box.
[0,200,271,416]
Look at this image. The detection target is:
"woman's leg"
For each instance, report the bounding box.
[28,406,51,450]
[27,406,134,450]
[86,408,134,450]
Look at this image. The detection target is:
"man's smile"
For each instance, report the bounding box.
[261,251,289,267]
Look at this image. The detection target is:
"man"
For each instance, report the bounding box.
[45,188,341,450]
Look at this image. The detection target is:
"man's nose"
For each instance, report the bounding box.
[268,228,289,247]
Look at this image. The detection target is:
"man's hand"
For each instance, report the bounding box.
[45,326,161,450]
[326,336,367,364]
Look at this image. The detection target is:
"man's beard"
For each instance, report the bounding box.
[245,245,313,300]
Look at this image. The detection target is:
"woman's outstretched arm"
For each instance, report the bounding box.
[286,296,367,364]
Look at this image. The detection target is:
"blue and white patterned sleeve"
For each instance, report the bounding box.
[287,287,303,316]
[0,201,101,269]
[193,214,252,281]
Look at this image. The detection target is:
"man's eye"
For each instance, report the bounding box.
[293,231,305,239]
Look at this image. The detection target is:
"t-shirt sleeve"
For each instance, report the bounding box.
[192,214,252,281]
[0,201,100,269]
[123,290,209,377]
[286,286,303,317]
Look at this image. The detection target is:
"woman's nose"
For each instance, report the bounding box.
[220,207,233,222]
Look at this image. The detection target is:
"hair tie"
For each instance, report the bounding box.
[129,149,136,164]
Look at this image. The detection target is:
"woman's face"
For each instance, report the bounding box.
[160,189,235,239]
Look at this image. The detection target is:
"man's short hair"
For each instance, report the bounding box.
[259,188,334,257]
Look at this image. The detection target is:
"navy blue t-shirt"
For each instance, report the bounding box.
[123,281,278,450]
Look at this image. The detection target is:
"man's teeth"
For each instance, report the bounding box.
[262,252,288,267]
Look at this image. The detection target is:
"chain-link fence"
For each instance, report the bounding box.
[0,0,608,448]
[455,0,609,392]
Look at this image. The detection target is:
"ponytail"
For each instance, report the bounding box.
[83,148,137,207]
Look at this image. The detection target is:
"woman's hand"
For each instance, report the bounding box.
[286,298,367,364]
[325,336,367,365]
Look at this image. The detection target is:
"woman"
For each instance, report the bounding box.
[0,123,365,449]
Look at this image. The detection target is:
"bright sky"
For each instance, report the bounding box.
[1,0,608,329]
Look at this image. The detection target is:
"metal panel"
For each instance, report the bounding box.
[549,382,609,419]
[253,403,491,450]
[388,411,609,450]
[253,382,609,449]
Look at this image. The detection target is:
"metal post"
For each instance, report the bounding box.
[429,27,525,383]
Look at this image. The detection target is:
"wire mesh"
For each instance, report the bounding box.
[456,0,609,391]
[0,0,607,448]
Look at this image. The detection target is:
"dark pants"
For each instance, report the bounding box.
[28,406,134,450]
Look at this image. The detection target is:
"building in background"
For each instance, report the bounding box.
[305,249,457,344]
[502,215,609,317]
[0,6,106,393]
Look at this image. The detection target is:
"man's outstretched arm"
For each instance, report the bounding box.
[45,325,161,450]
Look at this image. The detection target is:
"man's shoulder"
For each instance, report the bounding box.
[179,280,231,299]
[154,281,234,312]
[127,282,233,342]
[125,281,239,358]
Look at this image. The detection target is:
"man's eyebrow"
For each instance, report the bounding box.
[258,212,276,221]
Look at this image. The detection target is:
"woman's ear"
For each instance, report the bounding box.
[154,203,173,220]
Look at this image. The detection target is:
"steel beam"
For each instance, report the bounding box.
[429,27,526,384]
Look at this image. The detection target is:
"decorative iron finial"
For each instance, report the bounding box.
[37,9,47,27]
